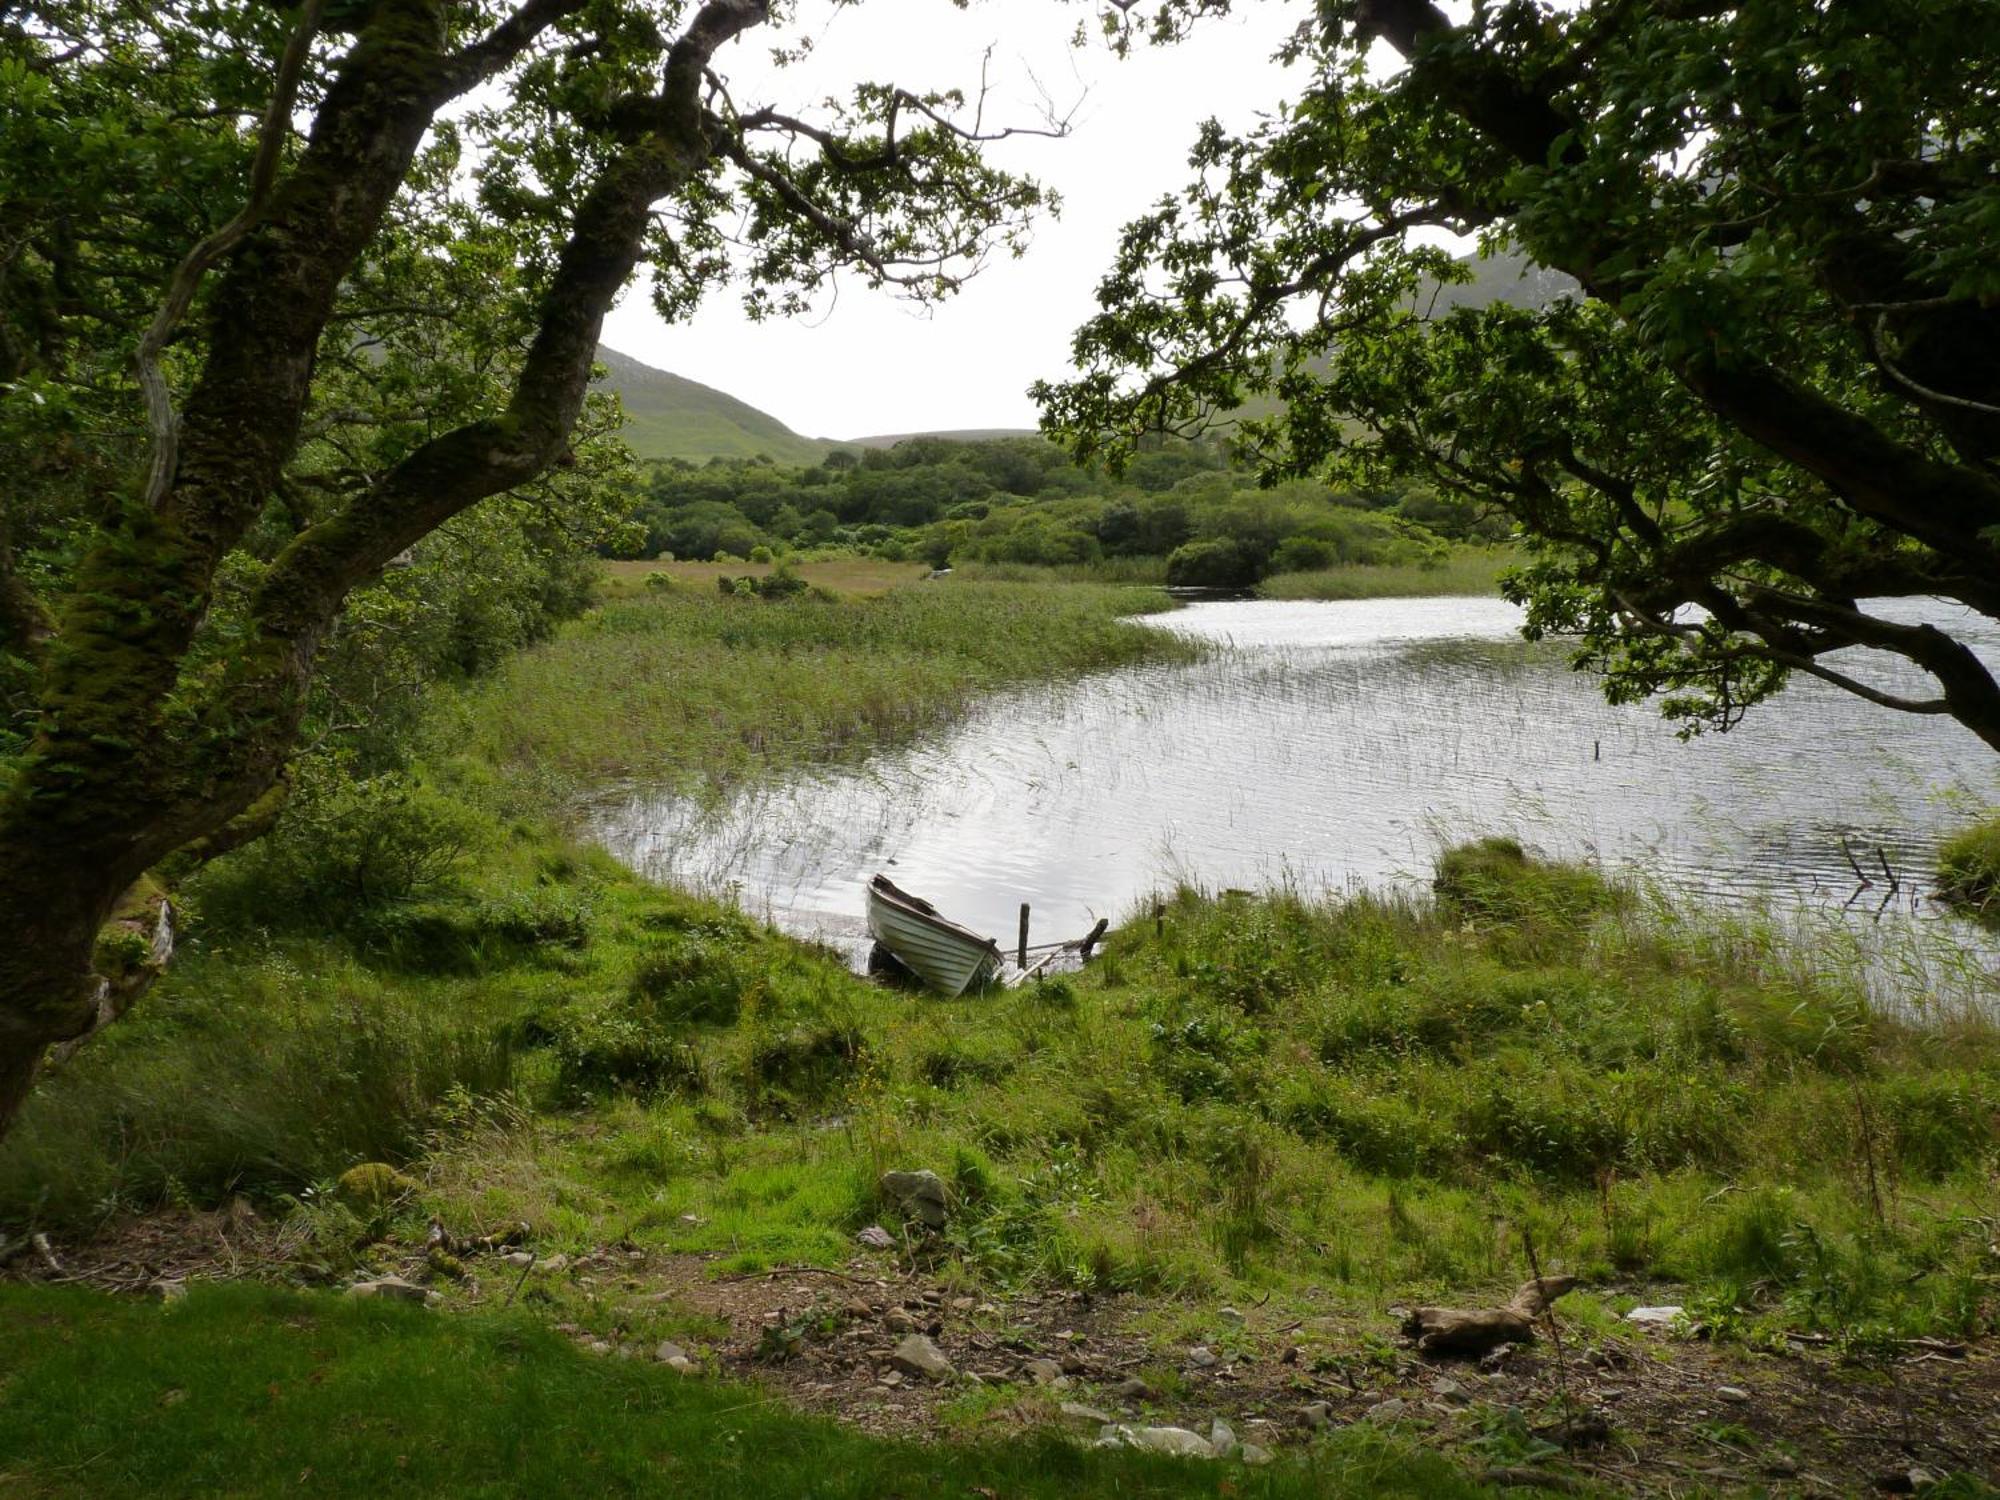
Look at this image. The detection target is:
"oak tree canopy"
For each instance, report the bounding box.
[1042,0,2000,750]
[0,0,1051,1130]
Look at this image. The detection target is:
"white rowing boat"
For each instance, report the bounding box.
[865,874,1002,996]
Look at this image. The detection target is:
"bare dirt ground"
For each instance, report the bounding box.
[14,1211,2000,1497]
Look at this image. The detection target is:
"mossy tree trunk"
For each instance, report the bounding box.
[0,0,775,1138]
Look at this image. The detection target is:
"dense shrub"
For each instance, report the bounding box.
[210,769,483,926]
[1165,537,1260,588]
[1268,535,1337,573]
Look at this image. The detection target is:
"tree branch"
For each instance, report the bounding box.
[135,0,325,510]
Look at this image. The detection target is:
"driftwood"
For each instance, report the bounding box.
[1403,1275,1579,1356]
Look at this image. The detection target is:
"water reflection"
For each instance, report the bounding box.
[589,596,2000,970]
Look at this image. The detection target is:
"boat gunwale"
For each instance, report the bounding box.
[867,875,1001,960]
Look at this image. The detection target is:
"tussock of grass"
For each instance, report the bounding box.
[1936,813,2000,918]
[0,1283,1488,1498]
[1258,548,1517,600]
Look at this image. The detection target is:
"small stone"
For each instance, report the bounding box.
[950,1296,975,1312]
[880,1370,904,1388]
[1433,1379,1469,1405]
[1060,1401,1113,1424]
[1366,1398,1408,1422]
[1716,1385,1750,1403]
[1240,1444,1273,1465]
[1217,1306,1246,1328]
[1280,1345,1300,1365]
[663,1356,698,1376]
[146,1278,187,1303]
[346,1276,429,1305]
[678,1213,704,1226]
[1766,1457,1800,1478]
[843,1299,874,1318]
[857,1225,897,1249]
[539,1253,568,1274]
[1186,1346,1219,1368]
[1625,1305,1684,1327]
[1209,1419,1238,1454]
[879,1170,949,1229]
[1021,1358,1065,1386]
[884,1309,918,1334]
[1300,1401,1334,1430]
[585,1340,613,1356]
[890,1333,954,1382]
[1112,1376,1155,1401]
[1123,1425,1216,1458]
[501,1251,535,1269]
[654,1341,690,1364]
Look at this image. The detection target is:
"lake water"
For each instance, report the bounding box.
[590,596,2000,974]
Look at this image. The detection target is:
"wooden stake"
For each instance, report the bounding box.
[1017,903,1030,968]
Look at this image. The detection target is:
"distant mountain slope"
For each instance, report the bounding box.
[594,347,831,466]
[844,427,1038,449]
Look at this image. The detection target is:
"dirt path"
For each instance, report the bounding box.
[15,1211,1999,1495]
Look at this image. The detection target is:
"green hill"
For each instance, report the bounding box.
[845,427,1037,449]
[594,347,831,465]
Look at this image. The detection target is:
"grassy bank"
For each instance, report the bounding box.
[2,580,1192,1229]
[0,1282,1484,1498]
[13,823,1996,1352]
[1258,548,1518,600]
[447,578,1192,796]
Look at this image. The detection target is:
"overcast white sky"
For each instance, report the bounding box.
[598,1,1308,440]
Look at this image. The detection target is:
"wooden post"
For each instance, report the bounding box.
[1154,900,1165,939]
[1079,917,1109,959]
[1017,903,1030,968]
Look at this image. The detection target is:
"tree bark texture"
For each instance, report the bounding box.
[0,0,772,1138]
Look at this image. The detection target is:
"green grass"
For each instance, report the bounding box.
[596,347,830,465]
[0,1282,1490,1498]
[446,578,1192,794]
[17,827,1995,1352]
[1936,813,2000,918]
[1258,548,1518,600]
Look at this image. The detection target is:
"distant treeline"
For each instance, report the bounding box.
[613,436,1509,586]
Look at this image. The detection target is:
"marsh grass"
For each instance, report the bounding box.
[0,1282,1488,1499]
[446,579,1193,794]
[1258,548,1518,600]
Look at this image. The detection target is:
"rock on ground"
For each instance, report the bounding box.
[878,1171,948,1229]
[889,1334,954,1382]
